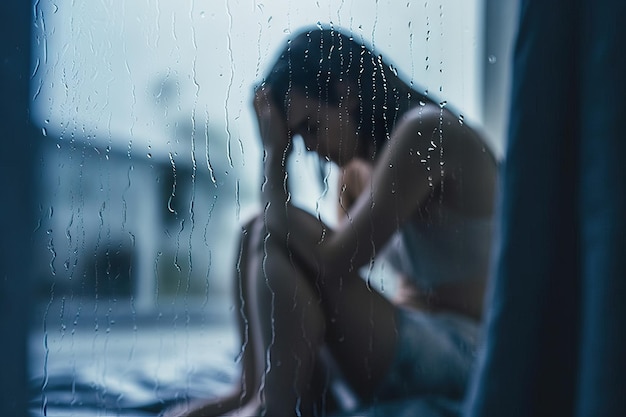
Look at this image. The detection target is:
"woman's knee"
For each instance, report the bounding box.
[239,214,324,322]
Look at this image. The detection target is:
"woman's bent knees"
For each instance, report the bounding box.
[237,216,328,415]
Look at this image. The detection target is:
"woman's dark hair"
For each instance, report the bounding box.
[263,25,423,157]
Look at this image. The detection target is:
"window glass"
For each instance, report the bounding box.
[29,1,485,415]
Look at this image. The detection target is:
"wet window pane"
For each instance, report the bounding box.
[28,1,503,416]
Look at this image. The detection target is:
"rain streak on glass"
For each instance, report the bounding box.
[25,1,489,416]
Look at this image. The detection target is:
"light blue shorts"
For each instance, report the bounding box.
[374,307,480,402]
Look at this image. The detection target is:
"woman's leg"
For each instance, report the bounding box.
[161,221,262,417]
[314,262,400,400]
[251,216,401,414]
[247,217,328,416]
[171,216,331,417]
[166,212,401,417]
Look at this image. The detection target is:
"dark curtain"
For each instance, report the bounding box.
[0,0,34,416]
[466,0,626,416]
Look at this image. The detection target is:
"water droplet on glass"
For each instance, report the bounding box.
[488,55,497,64]
[147,153,152,159]
[439,100,447,108]
[283,28,291,34]
[41,127,47,136]
[458,114,465,125]
[200,11,206,18]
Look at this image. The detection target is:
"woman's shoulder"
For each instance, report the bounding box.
[396,102,496,163]
[389,102,475,163]
[389,102,498,217]
[396,102,475,140]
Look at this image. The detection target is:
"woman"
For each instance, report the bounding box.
[168,25,497,417]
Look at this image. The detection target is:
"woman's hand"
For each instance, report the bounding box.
[253,85,292,156]
[254,85,293,240]
[338,158,373,220]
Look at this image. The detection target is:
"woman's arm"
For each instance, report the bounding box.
[255,91,452,278]
[323,106,450,270]
[253,88,330,262]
